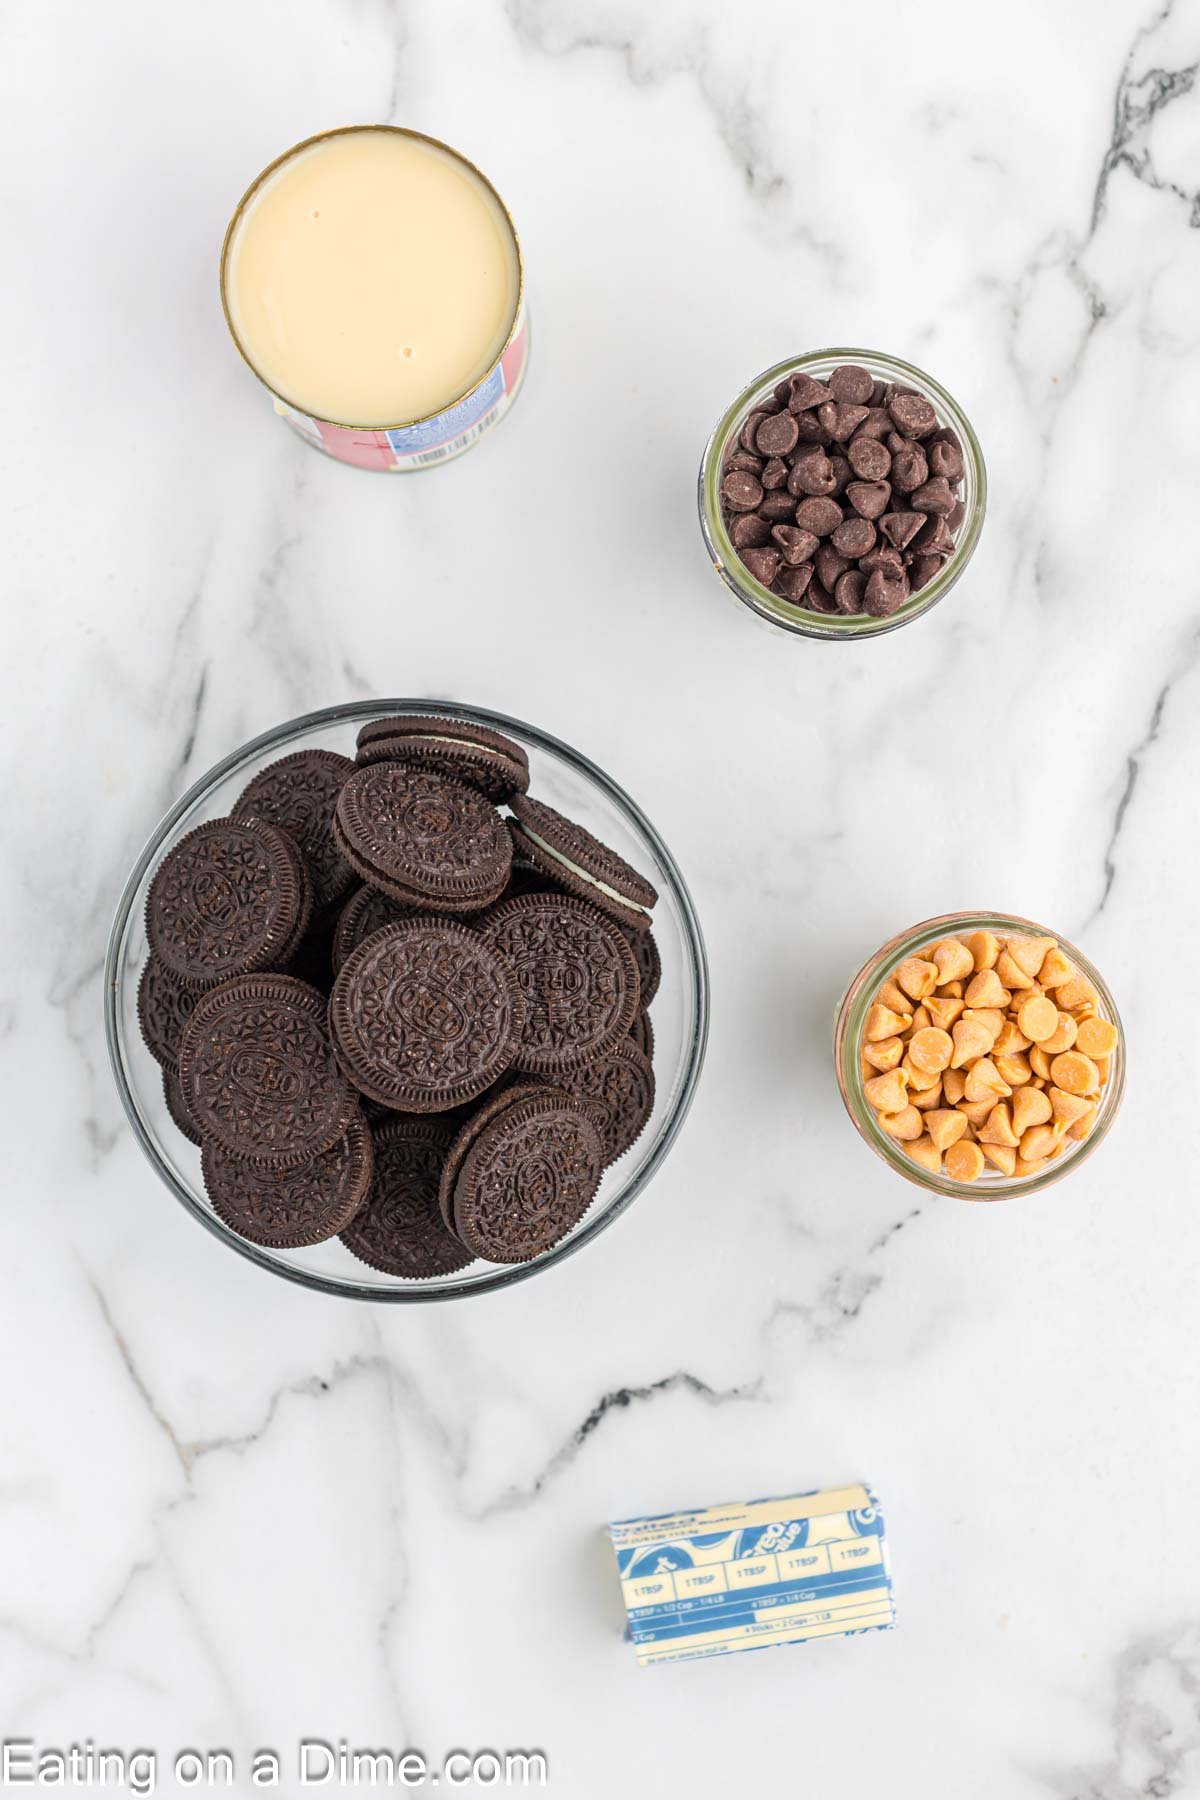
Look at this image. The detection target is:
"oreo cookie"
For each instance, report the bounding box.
[137,955,201,1069]
[178,973,358,1166]
[436,1078,546,1231]
[232,748,357,913]
[479,893,640,1074]
[163,1066,202,1146]
[202,1111,373,1248]
[146,817,306,986]
[443,1087,603,1263]
[541,1038,655,1168]
[629,1010,655,1064]
[335,763,512,913]
[507,796,658,933]
[623,926,661,1009]
[341,1116,472,1278]
[329,918,524,1112]
[356,715,529,804]
[332,884,415,975]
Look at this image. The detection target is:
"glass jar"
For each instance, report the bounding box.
[834,912,1125,1199]
[698,348,986,640]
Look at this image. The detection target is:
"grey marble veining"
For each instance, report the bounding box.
[3,0,1200,1794]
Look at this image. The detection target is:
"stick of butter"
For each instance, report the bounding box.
[609,1481,895,1666]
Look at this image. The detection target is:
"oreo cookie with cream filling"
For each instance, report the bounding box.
[355,715,528,803]
[506,796,658,933]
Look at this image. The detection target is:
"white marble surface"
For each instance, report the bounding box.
[4,1,1200,1793]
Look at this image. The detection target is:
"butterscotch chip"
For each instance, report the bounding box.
[1076,1016,1118,1058]
[964,1058,1011,1103]
[994,1053,1032,1087]
[965,930,1000,972]
[942,1068,967,1104]
[993,1020,1030,1055]
[864,1068,909,1112]
[1038,947,1074,988]
[908,1136,942,1174]
[896,957,939,1001]
[939,978,965,999]
[863,1035,905,1072]
[865,1003,912,1042]
[1014,1156,1048,1179]
[957,1097,995,1129]
[1068,1103,1098,1140]
[1050,1087,1092,1128]
[911,1004,933,1032]
[1020,1123,1065,1162]
[1094,1055,1111,1087]
[945,1138,985,1182]
[1038,1010,1078,1054]
[925,995,965,1031]
[878,980,913,1015]
[879,1105,924,1141]
[981,1142,1017,1176]
[910,1079,943,1111]
[1006,935,1055,979]
[995,949,1034,991]
[1017,994,1058,1043]
[1029,1045,1053,1080]
[978,1102,1019,1147]
[908,1026,953,1075]
[926,1108,967,1152]
[965,1007,1005,1044]
[965,968,1009,1009]
[1056,976,1097,1013]
[1050,1051,1099,1096]
[1011,1086,1052,1135]
[951,1016,994,1066]
[931,938,973,983]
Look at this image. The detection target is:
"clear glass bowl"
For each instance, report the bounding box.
[105,701,709,1301]
[698,348,987,640]
[834,912,1124,1199]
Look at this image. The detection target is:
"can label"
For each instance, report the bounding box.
[275,308,529,472]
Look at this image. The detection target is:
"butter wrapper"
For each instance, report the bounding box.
[609,1481,894,1666]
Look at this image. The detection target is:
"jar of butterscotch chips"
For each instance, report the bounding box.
[698,349,986,640]
[834,912,1125,1198]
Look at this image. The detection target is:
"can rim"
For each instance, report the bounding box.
[219,124,526,433]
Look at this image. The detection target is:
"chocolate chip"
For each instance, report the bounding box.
[816,545,850,592]
[759,490,798,521]
[828,364,874,405]
[756,411,800,457]
[852,407,893,443]
[805,582,838,613]
[792,411,833,446]
[740,412,769,453]
[741,547,781,586]
[888,392,938,438]
[868,379,889,407]
[914,514,955,556]
[847,437,891,481]
[794,496,844,538]
[832,517,877,559]
[729,512,773,550]
[724,451,764,476]
[721,470,764,511]
[910,554,945,590]
[788,449,837,497]
[890,445,928,493]
[928,438,964,482]
[761,457,789,491]
[819,401,869,443]
[910,477,956,517]
[759,395,784,414]
[948,500,966,533]
[879,511,925,550]
[829,455,851,496]
[788,373,832,412]
[776,563,814,602]
[771,524,820,565]
[864,570,910,616]
[860,546,905,579]
[846,480,891,520]
[886,431,909,456]
[834,569,867,613]
[773,379,793,406]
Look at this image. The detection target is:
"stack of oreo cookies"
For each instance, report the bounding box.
[138,716,660,1277]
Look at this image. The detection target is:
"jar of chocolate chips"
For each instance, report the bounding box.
[698,350,986,639]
